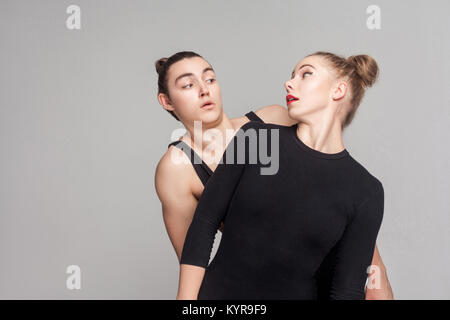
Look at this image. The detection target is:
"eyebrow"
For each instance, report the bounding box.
[291,64,316,78]
[174,67,215,84]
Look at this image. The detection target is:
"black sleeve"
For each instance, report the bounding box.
[179,123,253,268]
[329,183,385,300]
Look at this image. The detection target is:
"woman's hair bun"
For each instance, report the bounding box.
[347,55,379,88]
[155,58,168,75]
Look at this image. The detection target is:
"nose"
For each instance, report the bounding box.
[284,79,293,93]
[199,82,210,97]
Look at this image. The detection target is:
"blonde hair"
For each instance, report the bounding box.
[307,51,379,129]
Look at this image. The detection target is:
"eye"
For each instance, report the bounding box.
[291,72,301,80]
[182,83,193,89]
[206,78,216,84]
[302,71,312,78]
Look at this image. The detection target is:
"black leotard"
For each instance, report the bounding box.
[180,121,384,300]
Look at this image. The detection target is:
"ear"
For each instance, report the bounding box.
[332,81,348,101]
[158,93,175,112]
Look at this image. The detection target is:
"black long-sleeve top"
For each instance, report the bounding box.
[180,121,385,299]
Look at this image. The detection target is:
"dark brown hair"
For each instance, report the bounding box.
[155,51,204,121]
[307,51,379,129]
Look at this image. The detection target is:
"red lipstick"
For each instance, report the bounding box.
[286,94,299,105]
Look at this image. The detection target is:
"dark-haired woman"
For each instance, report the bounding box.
[177,52,389,300]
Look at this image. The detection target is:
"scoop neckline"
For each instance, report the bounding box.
[289,124,349,160]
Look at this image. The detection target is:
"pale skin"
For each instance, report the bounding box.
[154,56,393,300]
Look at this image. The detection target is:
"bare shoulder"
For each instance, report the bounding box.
[154,146,195,203]
[254,104,297,126]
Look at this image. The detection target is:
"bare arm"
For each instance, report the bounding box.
[365,244,394,300]
[177,265,205,299]
[254,104,298,126]
[155,149,199,262]
[155,147,225,263]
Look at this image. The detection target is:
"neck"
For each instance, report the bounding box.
[183,112,236,163]
[296,108,345,154]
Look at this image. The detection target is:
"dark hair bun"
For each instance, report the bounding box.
[347,55,379,88]
[155,58,168,75]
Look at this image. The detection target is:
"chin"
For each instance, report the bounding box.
[198,107,222,125]
[287,107,303,123]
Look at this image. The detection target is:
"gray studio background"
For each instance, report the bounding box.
[1,0,449,299]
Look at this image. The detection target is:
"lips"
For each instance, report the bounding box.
[201,101,215,109]
[286,94,299,105]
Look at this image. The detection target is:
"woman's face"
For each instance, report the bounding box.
[161,57,223,125]
[284,55,338,123]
